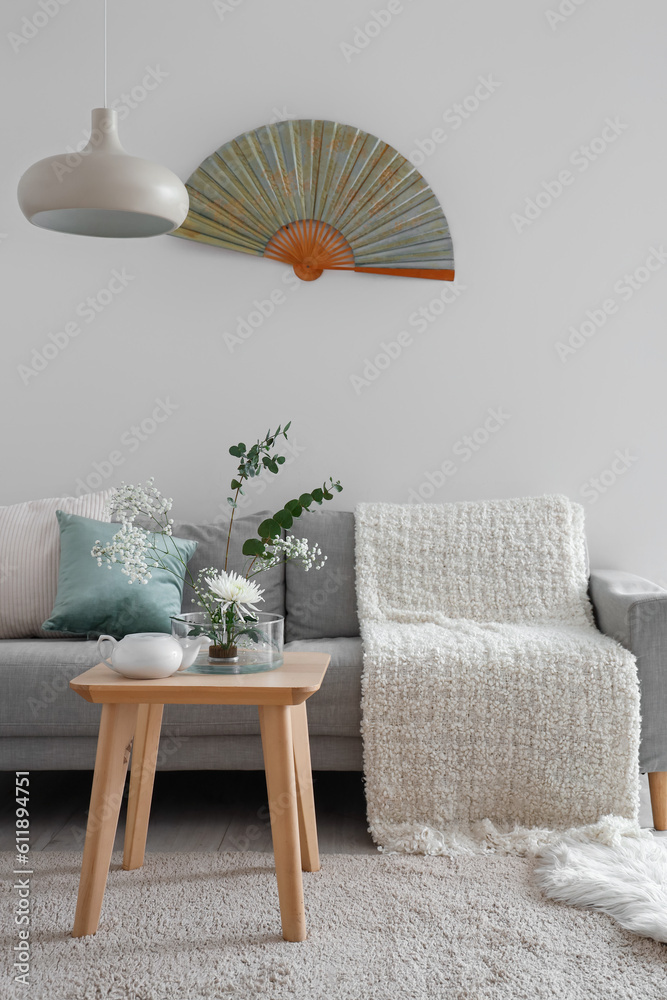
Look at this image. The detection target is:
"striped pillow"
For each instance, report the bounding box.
[0,491,112,638]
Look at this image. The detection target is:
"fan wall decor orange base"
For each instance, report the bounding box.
[264,220,354,281]
[171,120,455,282]
[264,219,455,282]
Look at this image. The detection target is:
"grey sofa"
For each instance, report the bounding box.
[1,509,666,825]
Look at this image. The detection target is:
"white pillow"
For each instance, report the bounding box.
[0,491,112,638]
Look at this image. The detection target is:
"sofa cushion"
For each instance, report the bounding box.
[0,639,106,736]
[285,510,359,641]
[173,513,285,619]
[283,638,362,737]
[42,513,197,638]
[0,490,112,639]
[0,637,362,739]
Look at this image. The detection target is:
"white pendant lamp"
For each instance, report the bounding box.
[17,1,189,238]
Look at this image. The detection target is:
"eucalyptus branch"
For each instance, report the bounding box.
[225,422,291,571]
[91,426,342,625]
[224,485,241,573]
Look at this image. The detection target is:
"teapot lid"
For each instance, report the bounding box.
[125,632,176,640]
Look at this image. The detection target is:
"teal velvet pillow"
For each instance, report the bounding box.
[42,512,198,638]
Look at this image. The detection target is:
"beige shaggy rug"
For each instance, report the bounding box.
[2,852,665,999]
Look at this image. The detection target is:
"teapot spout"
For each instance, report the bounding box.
[175,635,208,670]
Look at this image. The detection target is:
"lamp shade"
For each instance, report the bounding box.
[17,109,189,238]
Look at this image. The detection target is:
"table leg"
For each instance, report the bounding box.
[72,702,138,937]
[259,704,306,942]
[291,702,320,873]
[123,703,164,870]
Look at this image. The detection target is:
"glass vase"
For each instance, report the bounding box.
[170,611,284,674]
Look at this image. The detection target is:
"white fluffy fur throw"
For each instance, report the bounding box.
[355,496,641,854]
[535,836,667,942]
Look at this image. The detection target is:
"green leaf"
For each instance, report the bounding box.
[258,518,281,538]
[299,493,313,508]
[311,488,323,503]
[227,497,237,507]
[276,455,286,465]
[274,509,293,529]
[323,490,333,501]
[229,445,244,458]
[230,479,241,490]
[283,421,291,433]
[242,538,266,556]
[285,499,302,517]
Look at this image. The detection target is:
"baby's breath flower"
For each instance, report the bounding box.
[104,477,173,533]
[259,535,327,572]
[91,523,158,584]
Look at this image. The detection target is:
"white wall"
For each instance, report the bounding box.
[2,0,666,579]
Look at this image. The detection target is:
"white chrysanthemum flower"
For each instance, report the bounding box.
[205,570,265,618]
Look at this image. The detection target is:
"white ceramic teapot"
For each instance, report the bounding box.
[96,632,184,679]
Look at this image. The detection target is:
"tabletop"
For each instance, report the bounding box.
[70,651,331,706]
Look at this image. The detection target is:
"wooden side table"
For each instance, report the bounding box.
[69,651,330,942]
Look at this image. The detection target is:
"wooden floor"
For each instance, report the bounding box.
[0,771,657,854]
[0,770,377,855]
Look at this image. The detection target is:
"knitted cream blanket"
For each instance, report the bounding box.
[355,497,641,854]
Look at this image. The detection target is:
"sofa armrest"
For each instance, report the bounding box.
[589,569,667,646]
[589,569,667,773]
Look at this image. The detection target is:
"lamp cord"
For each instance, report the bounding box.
[104,0,107,107]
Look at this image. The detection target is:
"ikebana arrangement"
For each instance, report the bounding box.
[92,422,342,669]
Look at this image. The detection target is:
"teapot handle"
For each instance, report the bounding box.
[96,635,119,671]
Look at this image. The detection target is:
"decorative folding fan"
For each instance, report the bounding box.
[171,120,454,282]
